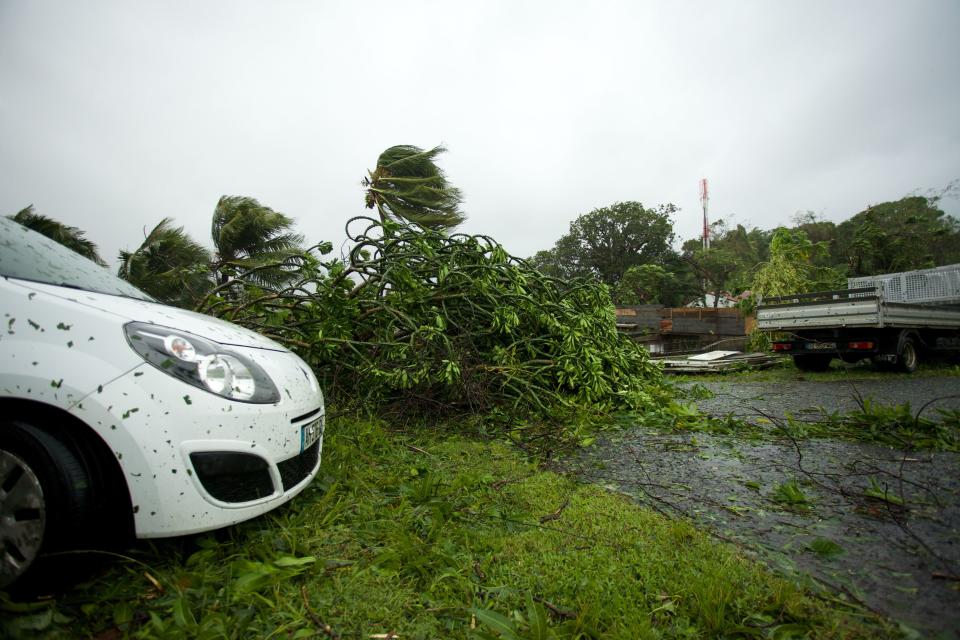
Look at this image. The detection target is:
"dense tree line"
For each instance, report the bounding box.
[530,191,960,307]
[13,175,958,312]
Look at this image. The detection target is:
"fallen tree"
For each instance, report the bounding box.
[199,217,665,417]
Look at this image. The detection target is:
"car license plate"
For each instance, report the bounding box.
[300,416,324,452]
[805,342,836,350]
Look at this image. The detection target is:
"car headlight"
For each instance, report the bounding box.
[124,322,281,403]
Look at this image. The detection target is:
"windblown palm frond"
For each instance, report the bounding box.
[364,145,465,229]
[211,196,306,289]
[118,218,212,307]
[8,205,107,266]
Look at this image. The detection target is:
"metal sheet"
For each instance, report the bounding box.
[688,350,740,361]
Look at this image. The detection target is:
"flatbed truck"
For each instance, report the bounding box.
[756,264,960,372]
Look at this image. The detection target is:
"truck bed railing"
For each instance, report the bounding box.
[848,264,960,305]
[760,287,878,307]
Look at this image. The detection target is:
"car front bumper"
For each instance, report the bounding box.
[70,348,325,538]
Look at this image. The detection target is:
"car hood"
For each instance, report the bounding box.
[11,280,288,351]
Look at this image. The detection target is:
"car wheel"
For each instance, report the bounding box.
[792,354,832,372]
[0,420,93,589]
[897,338,919,373]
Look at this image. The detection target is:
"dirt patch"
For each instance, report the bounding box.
[564,376,960,638]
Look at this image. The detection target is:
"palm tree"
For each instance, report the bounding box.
[118,218,212,307]
[8,205,106,266]
[210,196,306,289]
[363,145,465,229]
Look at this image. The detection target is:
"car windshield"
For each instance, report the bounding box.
[0,217,153,301]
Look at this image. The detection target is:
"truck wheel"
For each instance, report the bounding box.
[896,338,919,373]
[0,420,94,589]
[792,354,832,372]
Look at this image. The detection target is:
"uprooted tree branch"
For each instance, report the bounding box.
[197,217,668,420]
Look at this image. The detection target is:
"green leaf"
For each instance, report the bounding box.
[0,594,49,613]
[770,622,812,639]
[232,562,277,595]
[149,611,166,632]
[113,601,133,626]
[172,597,196,628]
[11,608,54,632]
[864,477,904,505]
[526,594,549,640]
[807,538,845,558]
[472,607,523,640]
[273,555,317,568]
[187,549,215,566]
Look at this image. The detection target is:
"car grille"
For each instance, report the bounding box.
[278,440,320,490]
[190,451,275,503]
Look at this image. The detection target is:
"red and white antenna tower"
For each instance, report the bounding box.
[699,178,710,250]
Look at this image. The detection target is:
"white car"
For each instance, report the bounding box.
[0,217,325,588]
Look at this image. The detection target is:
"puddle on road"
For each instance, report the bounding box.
[563,428,960,638]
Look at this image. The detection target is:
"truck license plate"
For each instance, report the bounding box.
[805,342,836,350]
[301,416,324,452]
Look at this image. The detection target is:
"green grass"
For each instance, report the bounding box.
[1,418,894,639]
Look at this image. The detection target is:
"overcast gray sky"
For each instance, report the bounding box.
[1,1,958,266]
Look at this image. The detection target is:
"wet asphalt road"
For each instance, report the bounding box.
[565,375,960,638]
[690,375,960,423]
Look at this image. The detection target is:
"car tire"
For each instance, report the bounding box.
[0,420,94,589]
[896,337,919,373]
[792,354,832,372]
